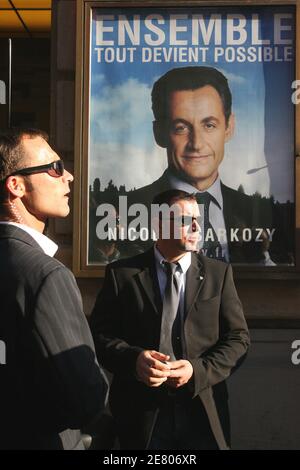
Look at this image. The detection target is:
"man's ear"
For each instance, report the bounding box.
[225,113,235,142]
[153,120,168,148]
[5,176,25,198]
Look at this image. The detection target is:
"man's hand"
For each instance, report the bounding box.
[136,350,171,387]
[166,360,193,388]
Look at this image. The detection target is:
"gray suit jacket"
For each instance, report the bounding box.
[90,248,250,449]
[0,224,108,450]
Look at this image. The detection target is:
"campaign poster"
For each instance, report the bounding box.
[87,5,295,267]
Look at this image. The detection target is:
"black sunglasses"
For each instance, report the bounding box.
[169,216,201,226]
[9,160,64,178]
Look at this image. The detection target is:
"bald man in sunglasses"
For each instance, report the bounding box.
[0,128,108,450]
[91,189,249,450]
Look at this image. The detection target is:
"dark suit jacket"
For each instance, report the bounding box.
[0,224,108,450]
[127,170,286,263]
[90,248,250,449]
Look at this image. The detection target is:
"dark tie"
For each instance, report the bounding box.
[196,192,225,261]
[159,262,180,361]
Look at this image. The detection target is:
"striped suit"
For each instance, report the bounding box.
[0,224,108,449]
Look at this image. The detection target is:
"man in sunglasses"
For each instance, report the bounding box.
[127,66,291,265]
[0,128,108,450]
[90,189,249,450]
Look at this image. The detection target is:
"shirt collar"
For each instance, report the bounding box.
[0,221,58,257]
[167,170,223,210]
[154,244,191,275]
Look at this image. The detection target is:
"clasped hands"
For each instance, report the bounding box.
[136,350,193,388]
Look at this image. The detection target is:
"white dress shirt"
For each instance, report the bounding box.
[0,221,58,257]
